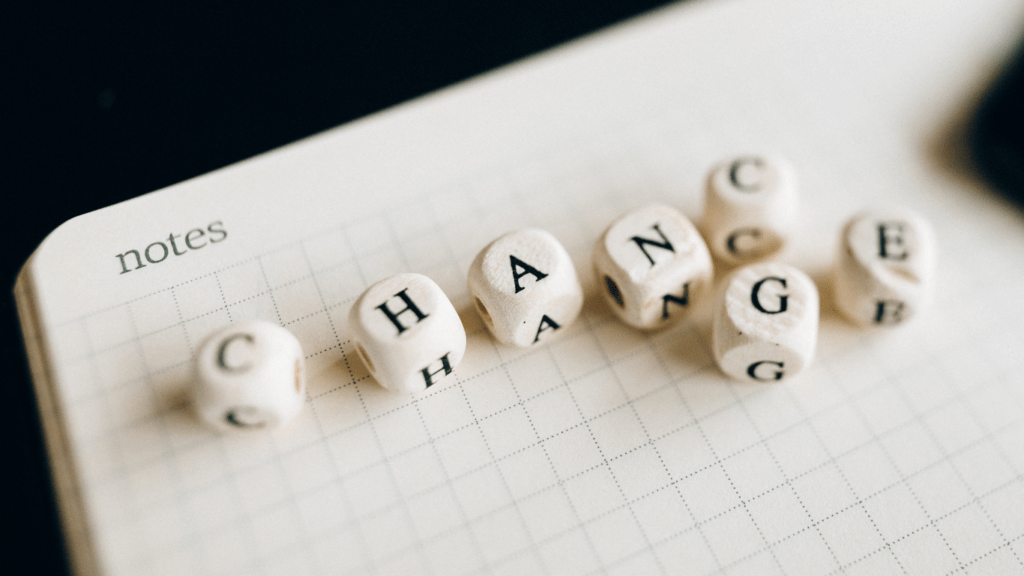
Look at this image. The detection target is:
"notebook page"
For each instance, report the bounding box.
[18,0,1024,574]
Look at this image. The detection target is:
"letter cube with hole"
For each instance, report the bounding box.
[467,228,583,347]
[593,204,713,330]
[702,155,799,264]
[193,320,306,432]
[713,262,818,382]
[832,209,937,326]
[349,272,466,393]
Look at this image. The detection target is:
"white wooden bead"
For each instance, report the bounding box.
[713,262,819,382]
[832,209,937,326]
[466,228,581,344]
[349,272,466,393]
[592,203,713,330]
[193,320,306,432]
[702,155,799,264]
[467,228,583,347]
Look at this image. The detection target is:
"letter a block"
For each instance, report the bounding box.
[702,155,799,264]
[713,262,818,382]
[593,204,713,330]
[349,273,466,393]
[193,320,306,432]
[832,209,937,326]
[468,229,583,347]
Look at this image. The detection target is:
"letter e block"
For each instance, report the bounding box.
[702,155,799,264]
[468,229,583,347]
[349,273,466,393]
[832,209,937,326]
[193,321,306,432]
[593,204,713,330]
[713,262,818,382]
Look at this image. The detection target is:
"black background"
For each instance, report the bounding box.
[0,1,675,573]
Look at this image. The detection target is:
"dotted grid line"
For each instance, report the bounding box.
[761,348,899,574]
[474,159,608,575]
[766,348,898,575]
[676,323,799,573]
[822,336,982,574]
[68,262,350,363]
[294,242,374,575]
[115,298,222,575]
[63,298,361,407]
[202,269,283,576]
[187,257,314,575]
[649,322,782,573]
[341,206,484,576]
[871,329,1024,574]
[96,328,1024,576]
[85,315,988,538]
[575,313,707,575]
[74,312,136,574]
[34,317,102,576]
[411,194,551,576]
[589,424,1024,576]
[332,222,436,576]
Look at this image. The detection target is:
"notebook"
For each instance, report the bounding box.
[15,0,1024,574]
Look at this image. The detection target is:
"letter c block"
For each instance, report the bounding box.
[701,155,799,264]
[193,320,306,432]
[713,262,819,382]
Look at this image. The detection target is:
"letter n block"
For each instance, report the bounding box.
[832,209,937,326]
[593,204,713,330]
[349,273,466,393]
[713,262,818,382]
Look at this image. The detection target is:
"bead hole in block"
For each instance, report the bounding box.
[294,360,302,392]
[474,297,493,326]
[356,342,375,374]
[604,276,624,307]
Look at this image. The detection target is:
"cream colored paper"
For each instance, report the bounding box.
[16,0,1024,573]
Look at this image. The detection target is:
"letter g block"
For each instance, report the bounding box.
[832,209,936,327]
[593,204,713,330]
[193,320,306,432]
[713,262,819,382]
[349,273,466,393]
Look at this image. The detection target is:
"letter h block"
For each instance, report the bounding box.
[832,209,937,326]
[593,204,713,330]
[713,262,819,382]
[349,273,466,393]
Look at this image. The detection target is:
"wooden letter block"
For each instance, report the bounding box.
[593,203,713,330]
[832,209,937,326]
[467,228,583,347]
[193,320,306,432]
[702,155,799,264]
[349,272,466,393]
[713,262,818,382]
